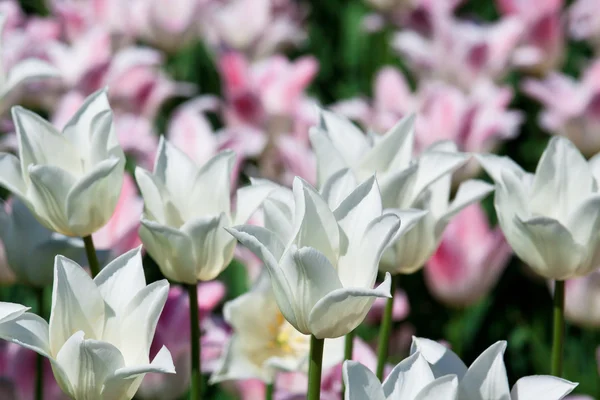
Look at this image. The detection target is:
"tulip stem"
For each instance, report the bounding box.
[35,288,44,400]
[187,284,202,400]
[341,330,354,398]
[265,382,274,400]
[307,335,324,400]
[376,274,398,380]
[83,235,100,277]
[551,280,565,377]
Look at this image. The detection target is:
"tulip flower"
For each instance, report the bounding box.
[211,272,344,385]
[411,337,577,400]
[0,89,125,238]
[563,269,600,327]
[343,353,459,400]
[0,248,175,400]
[0,198,92,287]
[425,203,512,307]
[136,137,274,284]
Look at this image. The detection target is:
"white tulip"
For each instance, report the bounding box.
[0,13,60,106]
[310,110,492,274]
[136,137,274,284]
[411,337,577,400]
[227,174,401,339]
[0,248,175,400]
[0,89,125,237]
[0,198,109,287]
[343,354,459,400]
[478,136,600,280]
[210,271,344,384]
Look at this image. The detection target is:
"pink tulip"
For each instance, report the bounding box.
[569,0,600,51]
[204,0,306,59]
[563,269,600,327]
[496,0,564,73]
[92,174,143,257]
[393,12,523,89]
[425,204,512,307]
[0,342,66,400]
[137,283,228,400]
[522,59,600,156]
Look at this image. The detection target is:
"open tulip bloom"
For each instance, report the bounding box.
[0,89,125,238]
[136,137,275,284]
[0,247,175,400]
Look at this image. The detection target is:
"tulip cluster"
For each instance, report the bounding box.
[0,0,597,399]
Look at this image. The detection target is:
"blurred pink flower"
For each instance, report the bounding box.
[51,91,159,168]
[563,269,600,328]
[138,283,228,400]
[522,60,600,156]
[92,174,143,257]
[425,203,511,307]
[0,342,66,400]
[204,0,306,59]
[131,0,203,53]
[569,0,600,51]
[496,0,564,73]
[393,12,523,89]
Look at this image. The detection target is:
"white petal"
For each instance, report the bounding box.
[460,341,511,400]
[530,137,595,221]
[0,153,26,196]
[153,137,199,208]
[438,180,494,224]
[475,153,526,184]
[135,167,167,224]
[414,374,459,400]
[308,273,391,338]
[0,302,30,324]
[384,352,435,398]
[263,197,295,243]
[49,256,105,356]
[410,337,467,379]
[318,109,369,166]
[321,168,358,210]
[343,360,386,400]
[2,58,59,96]
[0,312,50,357]
[411,150,469,205]
[233,180,276,225]
[189,150,235,218]
[510,376,577,400]
[309,127,349,186]
[565,195,600,276]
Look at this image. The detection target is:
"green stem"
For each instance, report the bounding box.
[376,274,398,380]
[35,288,44,400]
[82,236,100,278]
[187,284,201,400]
[551,280,565,377]
[307,335,324,400]
[265,382,274,400]
[342,330,354,398]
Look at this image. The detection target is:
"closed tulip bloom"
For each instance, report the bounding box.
[136,137,274,284]
[478,137,600,280]
[0,89,126,237]
[0,198,89,287]
[227,174,401,339]
[425,204,512,307]
[343,354,459,400]
[0,248,175,400]
[411,337,577,400]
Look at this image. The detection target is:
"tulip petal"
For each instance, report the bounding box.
[263,197,294,243]
[226,226,299,332]
[510,376,577,400]
[210,335,275,383]
[321,169,358,210]
[385,208,429,244]
[182,214,236,281]
[291,177,340,266]
[566,195,600,276]
[475,153,526,184]
[153,137,199,205]
[0,153,26,196]
[459,341,511,400]
[135,167,167,224]
[414,375,459,400]
[12,106,82,177]
[438,180,494,226]
[49,256,105,356]
[410,337,467,379]
[384,352,435,398]
[0,312,50,357]
[65,157,123,236]
[318,109,369,166]
[308,273,391,338]
[359,114,415,174]
[309,127,348,186]
[234,179,276,225]
[379,163,419,208]
[139,219,196,284]
[2,59,59,96]
[28,165,76,235]
[514,216,583,280]
[411,150,469,204]
[343,360,386,400]
[0,302,30,324]
[190,150,235,218]
[334,175,382,242]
